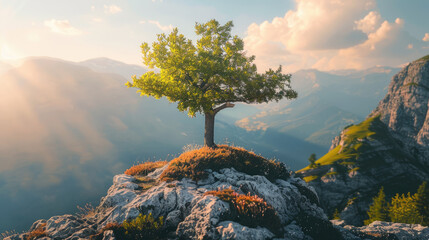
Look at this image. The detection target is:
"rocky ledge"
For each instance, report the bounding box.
[4,166,428,239]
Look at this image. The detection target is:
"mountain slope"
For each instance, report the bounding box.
[79,57,148,79]
[297,55,429,226]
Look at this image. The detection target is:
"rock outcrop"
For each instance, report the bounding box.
[6,146,429,239]
[369,56,429,163]
[297,56,429,226]
[5,162,338,240]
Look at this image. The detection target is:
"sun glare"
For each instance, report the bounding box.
[0,44,20,60]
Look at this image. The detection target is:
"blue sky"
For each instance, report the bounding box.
[1,0,428,71]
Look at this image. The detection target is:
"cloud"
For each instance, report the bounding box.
[44,19,82,36]
[423,33,429,42]
[104,4,122,14]
[244,0,429,72]
[140,20,173,32]
[355,11,381,34]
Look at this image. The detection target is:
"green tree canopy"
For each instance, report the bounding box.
[126,19,297,147]
[415,181,429,225]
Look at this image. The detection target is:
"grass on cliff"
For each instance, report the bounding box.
[25,223,47,240]
[160,145,290,182]
[205,188,282,234]
[125,161,168,176]
[298,116,391,182]
[416,55,429,62]
[89,213,166,240]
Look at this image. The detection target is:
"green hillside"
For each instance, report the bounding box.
[297,115,404,182]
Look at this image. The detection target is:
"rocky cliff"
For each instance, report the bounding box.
[297,55,429,226]
[6,146,428,240]
[369,55,429,163]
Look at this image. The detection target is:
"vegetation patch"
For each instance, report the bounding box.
[365,182,429,226]
[89,213,166,240]
[133,176,158,191]
[205,188,282,234]
[417,55,429,62]
[298,116,390,174]
[160,145,289,182]
[125,161,168,176]
[25,223,47,240]
[303,175,319,182]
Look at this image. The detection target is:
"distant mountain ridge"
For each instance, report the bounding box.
[79,57,148,79]
[297,55,429,226]
[238,66,399,147]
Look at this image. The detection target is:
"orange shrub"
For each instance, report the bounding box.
[125,161,168,176]
[160,145,289,182]
[26,223,47,240]
[205,188,282,234]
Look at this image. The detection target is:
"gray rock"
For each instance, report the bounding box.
[12,157,425,239]
[102,230,116,240]
[333,220,429,240]
[216,221,274,240]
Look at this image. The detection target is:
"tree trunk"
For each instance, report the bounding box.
[204,112,216,148]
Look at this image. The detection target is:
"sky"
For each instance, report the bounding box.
[1,0,429,72]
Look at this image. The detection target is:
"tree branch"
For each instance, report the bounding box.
[213,102,235,114]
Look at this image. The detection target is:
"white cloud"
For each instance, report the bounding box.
[44,19,82,36]
[140,20,173,32]
[104,4,122,14]
[355,11,381,34]
[244,0,428,72]
[423,33,429,42]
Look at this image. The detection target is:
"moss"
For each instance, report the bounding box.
[160,145,289,182]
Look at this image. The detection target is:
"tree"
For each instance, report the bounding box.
[308,153,317,168]
[126,20,297,147]
[389,192,421,224]
[332,208,341,220]
[364,187,389,225]
[415,181,429,225]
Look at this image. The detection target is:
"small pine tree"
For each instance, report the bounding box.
[332,209,341,220]
[308,153,317,168]
[415,181,429,226]
[364,187,389,225]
